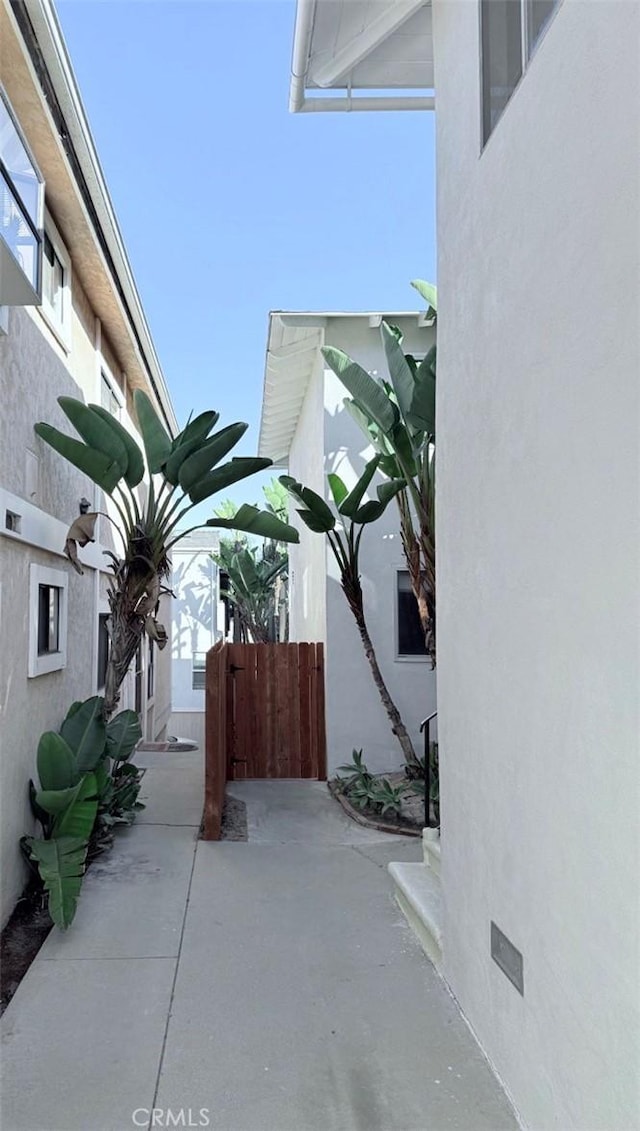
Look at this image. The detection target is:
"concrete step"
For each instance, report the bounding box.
[388,861,443,969]
[423,828,441,875]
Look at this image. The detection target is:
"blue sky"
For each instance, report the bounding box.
[57,0,436,509]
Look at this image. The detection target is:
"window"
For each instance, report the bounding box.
[101,370,122,419]
[29,564,68,677]
[192,653,206,690]
[396,571,427,660]
[0,85,43,305]
[97,613,110,690]
[135,642,143,714]
[481,0,560,145]
[39,214,71,345]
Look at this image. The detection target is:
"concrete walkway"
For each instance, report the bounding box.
[1,755,517,1131]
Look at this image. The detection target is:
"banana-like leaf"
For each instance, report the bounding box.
[322,346,398,434]
[37,732,78,791]
[208,504,299,543]
[34,424,122,494]
[408,345,436,434]
[294,509,332,534]
[339,457,381,519]
[188,456,272,505]
[60,696,106,775]
[134,389,172,473]
[164,411,220,484]
[280,477,336,531]
[106,710,142,761]
[411,279,438,313]
[24,836,88,930]
[58,397,129,479]
[88,404,145,488]
[380,323,416,428]
[179,423,248,493]
[327,473,348,508]
[376,478,406,507]
[53,773,98,839]
[352,500,387,524]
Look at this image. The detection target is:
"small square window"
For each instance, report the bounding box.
[43,232,64,322]
[29,564,68,677]
[38,584,61,655]
[192,653,206,690]
[397,571,427,659]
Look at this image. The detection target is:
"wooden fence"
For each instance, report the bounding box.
[203,641,326,840]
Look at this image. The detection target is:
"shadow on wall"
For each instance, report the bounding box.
[171,557,218,660]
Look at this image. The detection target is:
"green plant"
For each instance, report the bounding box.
[368,777,407,817]
[281,460,419,770]
[22,696,143,928]
[323,279,437,664]
[406,741,440,825]
[35,394,298,718]
[336,748,372,791]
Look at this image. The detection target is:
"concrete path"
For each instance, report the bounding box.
[1,756,517,1131]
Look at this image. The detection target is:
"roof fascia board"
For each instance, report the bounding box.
[18,0,178,435]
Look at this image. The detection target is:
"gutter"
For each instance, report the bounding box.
[288,0,434,113]
[12,0,179,436]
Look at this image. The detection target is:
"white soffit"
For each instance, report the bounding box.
[290,0,434,113]
[258,309,430,465]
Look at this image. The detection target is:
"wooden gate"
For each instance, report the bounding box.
[203,642,326,839]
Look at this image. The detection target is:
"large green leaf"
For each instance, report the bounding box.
[411,279,438,313]
[58,397,129,479]
[179,423,248,492]
[34,424,122,494]
[37,732,78,791]
[88,404,145,488]
[164,411,220,484]
[208,504,299,543]
[106,710,142,762]
[339,457,381,519]
[188,457,272,505]
[380,323,416,427]
[60,696,106,774]
[322,346,398,434]
[24,836,88,930]
[408,345,436,435]
[327,473,348,508]
[376,479,406,507]
[53,773,98,839]
[134,389,172,473]
[36,785,83,815]
[296,508,335,534]
[280,477,336,531]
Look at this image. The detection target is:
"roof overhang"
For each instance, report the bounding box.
[290,0,435,113]
[259,309,431,465]
[1,0,178,434]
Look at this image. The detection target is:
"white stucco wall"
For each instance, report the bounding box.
[433,1,640,1126]
[288,350,328,643]
[288,316,437,777]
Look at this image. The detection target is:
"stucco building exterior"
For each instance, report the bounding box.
[259,310,437,776]
[0,0,178,926]
[287,1,640,1127]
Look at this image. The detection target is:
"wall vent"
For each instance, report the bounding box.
[491,921,524,995]
[5,510,22,534]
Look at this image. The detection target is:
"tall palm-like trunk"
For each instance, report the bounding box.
[340,561,419,769]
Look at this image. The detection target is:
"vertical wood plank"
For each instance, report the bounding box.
[265,645,276,777]
[204,642,226,840]
[255,645,266,778]
[287,643,301,777]
[275,645,289,776]
[315,642,327,781]
[225,644,236,781]
[232,643,248,780]
[245,645,258,777]
[298,643,312,778]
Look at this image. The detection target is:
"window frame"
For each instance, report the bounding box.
[96,611,110,692]
[479,0,562,149]
[99,363,124,420]
[394,568,429,664]
[192,652,206,690]
[28,563,68,677]
[39,210,71,350]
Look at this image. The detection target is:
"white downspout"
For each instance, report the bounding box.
[289,0,317,113]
